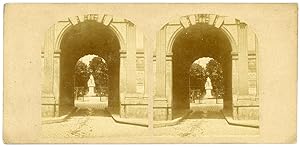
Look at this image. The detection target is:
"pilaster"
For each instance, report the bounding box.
[125,23,137,95]
[42,25,55,99]
[237,23,249,96]
[155,28,166,99]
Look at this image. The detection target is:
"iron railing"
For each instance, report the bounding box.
[74,86,109,101]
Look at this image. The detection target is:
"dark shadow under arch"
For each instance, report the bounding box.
[59,21,120,115]
[172,24,232,112]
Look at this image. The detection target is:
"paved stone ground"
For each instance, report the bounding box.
[154,110,259,137]
[154,103,258,137]
[42,103,259,138]
[42,109,151,138]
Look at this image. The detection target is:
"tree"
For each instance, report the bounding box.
[89,57,108,88]
[74,61,90,87]
[205,59,224,99]
[189,63,206,95]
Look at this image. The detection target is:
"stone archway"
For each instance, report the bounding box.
[172,24,232,111]
[59,21,120,112]
[154,14,259,121]
[41,14,148,119]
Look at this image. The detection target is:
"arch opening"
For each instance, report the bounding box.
[73,55,109,109]
[59,21,120,115]
[188,57,225,114]
[172,24,233,115]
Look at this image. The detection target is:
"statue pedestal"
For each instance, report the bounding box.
[86,86,96,96]
[200,88,215,104]
[74,96,108,110]
[204,88,213,98]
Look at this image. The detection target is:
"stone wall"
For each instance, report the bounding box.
[42,13,259,121]
[41,14,148,119]
[42,105,59,117]
[153,14,259,121]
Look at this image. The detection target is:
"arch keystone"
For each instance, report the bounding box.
[83,14,99,21]
[180,16,191,28]
[68,16,80,25]
[103,15,113,26]
[198,14,210,23]
[214,16,225,28]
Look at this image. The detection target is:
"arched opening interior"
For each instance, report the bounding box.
[73,55,109,109]
[188,57,224,112]
[59,21,120,115]
[172,24,232,115]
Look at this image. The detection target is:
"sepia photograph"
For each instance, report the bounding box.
[3,3,297,143]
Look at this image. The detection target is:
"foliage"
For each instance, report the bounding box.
[74,60,90,88]
[74,57,109,96]
[189,59,225,99]
[89,57,109,88]
[205,59,224,99]
[189,63,206,94]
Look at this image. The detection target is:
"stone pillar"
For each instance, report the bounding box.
[155,29,166,99]
[237,23,249,96]
[143,37,149,98]
[231,54,239,108]
[154,28,169,121]
[126,23,137,95]
[143,37,154,127]
[120,22,138,118]
[233,22,251,120]
[42,25,57,117]
[119,51,127,116]
[42,25,55,98]
[53,53,60,116]
[232,54,238,95]
[53,53,60,98]
[165,55,173,120]
[255,36,259,97]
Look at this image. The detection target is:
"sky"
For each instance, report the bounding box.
[79,54,211,68]
[193,57,213,69]
[79,54,106,66]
